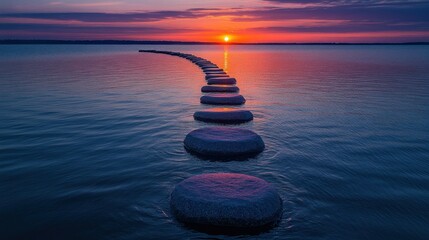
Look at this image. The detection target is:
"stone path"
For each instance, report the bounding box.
[139,50,282,234]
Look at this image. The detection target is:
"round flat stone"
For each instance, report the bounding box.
[204,71,227,75]
[201,94,245,105]
[201,66,219,70]
[201,67,219,70]
[205,73,227,77]
[205,74,229,80]
[207,77,237,85]
[201,65,218,68]
[184,127,264,157]
[201,85,239,93]
[194,108,253,123]
[170,173,281,230]
[203,68,224,72]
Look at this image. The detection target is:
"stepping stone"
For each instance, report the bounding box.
[194,108,253,124]
[170,173,282,232]
[201,85,239,93]
[203,67,223,71]
[207,77,237,85]
[184,127,265,157]
[204,71,225,75]
[203,69,225,73]
[206,74,228,79]
[205,74,229,80]
[201,65,218,68]
[201,65,218,69]
[201,94,245,105]
[204,71,227,76]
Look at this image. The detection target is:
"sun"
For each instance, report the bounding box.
[223,35,230,43]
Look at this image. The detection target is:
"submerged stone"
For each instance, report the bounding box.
[194,108,253,124]
[170,173,281,232]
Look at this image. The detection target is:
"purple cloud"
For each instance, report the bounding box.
[1,1,428,41]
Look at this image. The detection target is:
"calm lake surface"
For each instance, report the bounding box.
[1,45,428,239]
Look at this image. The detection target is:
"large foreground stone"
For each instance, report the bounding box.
[170,173,282,230]
[201,85,239,93]
[207,77,237,85]
[184,127,264,157]
[201,94,245,105]
[194,108,253,124]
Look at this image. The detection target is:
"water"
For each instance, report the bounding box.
[1,44,428,239]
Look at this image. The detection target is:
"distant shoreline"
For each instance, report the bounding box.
[1,40,428,45]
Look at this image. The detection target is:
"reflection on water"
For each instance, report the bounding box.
[0,45,429,239]
[223,45,229,72]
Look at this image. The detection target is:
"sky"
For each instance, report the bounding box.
[1,0,429,43]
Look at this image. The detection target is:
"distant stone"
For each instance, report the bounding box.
[203,68,224,71]
[201,66,219,70]
[205,74,230,80]
[201,85,239,93]
[194,108,253,124]
[204,70,226,74]
[201,64,219,67]
[200,94,245,105]
[207,77,237,85]
[205,71,226,74]
[200,65,218,69]
[204,71,228,76]
[184,127,265,157]
[194,59,209,63]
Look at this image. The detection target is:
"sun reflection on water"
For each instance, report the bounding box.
[223,45,229,72]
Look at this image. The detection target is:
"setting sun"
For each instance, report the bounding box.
[224,35,230,43]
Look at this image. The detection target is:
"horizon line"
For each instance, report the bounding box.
[1,39,429,45]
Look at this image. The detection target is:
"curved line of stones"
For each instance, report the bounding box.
[139,49,282,233]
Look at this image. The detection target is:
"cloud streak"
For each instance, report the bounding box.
[1,0,429,42]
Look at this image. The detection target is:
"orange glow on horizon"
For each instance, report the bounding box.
[224,35,230,43]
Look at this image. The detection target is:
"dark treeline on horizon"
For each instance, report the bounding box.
[1,40,428,45]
